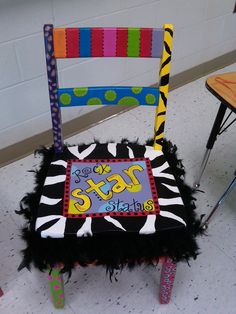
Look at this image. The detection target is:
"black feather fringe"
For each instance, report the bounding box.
[17,139,203,276]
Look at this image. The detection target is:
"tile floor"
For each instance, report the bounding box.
[0,63,236,314]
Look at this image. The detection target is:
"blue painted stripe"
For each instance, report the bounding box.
[79,28,91,57]
[58,86,159,107]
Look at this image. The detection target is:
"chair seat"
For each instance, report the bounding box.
[36,143,187,238]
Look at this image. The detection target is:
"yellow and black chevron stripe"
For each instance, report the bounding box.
[154,24,173,150]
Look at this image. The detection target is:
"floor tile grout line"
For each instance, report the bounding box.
[209,238,236,264]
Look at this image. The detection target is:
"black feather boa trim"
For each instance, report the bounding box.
[17,139,203,276]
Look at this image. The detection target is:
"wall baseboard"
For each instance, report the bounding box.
[1,49,235,168]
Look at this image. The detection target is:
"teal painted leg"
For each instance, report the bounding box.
[48,268,65,308]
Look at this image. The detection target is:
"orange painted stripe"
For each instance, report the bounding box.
[53,28,66,58]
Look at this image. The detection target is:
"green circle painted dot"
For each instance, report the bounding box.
[87,97,102,105]
[118,96,139,106]
[104,90,117,101]
[145,94,156,105]
[60,93,71,105]
[73,87,88,97]
[131,87,143,94]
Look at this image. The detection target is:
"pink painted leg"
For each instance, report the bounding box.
[159,257,177,304]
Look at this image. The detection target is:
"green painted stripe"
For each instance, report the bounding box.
[127,28,140,57]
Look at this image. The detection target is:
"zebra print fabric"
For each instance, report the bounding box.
[36,143,187,238]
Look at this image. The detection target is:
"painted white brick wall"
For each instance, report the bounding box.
[0,0,235,149]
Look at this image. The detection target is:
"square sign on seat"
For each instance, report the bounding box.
[64,158,159,218]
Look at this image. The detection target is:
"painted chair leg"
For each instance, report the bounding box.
[159,257,177,304]
[48,267,65,309]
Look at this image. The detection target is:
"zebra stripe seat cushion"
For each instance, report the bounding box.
[36,143,187,238]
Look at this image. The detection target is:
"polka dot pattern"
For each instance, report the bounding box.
[48,268,65,309]
[118,96,139,106]
[60,93,71,105]
[145,93,156,105]
[131,87,143,94]
[58,87,159,107]
[73,87,88,97]
[87,97,102,105]
[105,90,117,101]
[54,285,60,290]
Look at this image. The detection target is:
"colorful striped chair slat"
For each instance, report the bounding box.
[53,27,164,58]
[57,86,159,107]
[44,23,173,153]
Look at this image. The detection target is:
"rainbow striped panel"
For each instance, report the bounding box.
[57,86,159,107]
[53,28,163,58]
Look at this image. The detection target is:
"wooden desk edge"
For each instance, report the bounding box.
[205,77,236,113]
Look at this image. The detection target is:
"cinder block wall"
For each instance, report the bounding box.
[0,0,235,149]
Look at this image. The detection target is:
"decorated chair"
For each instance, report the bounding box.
[18,24,200,308]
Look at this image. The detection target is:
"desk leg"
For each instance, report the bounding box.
[194,103,226,188]
[201,171,236,229]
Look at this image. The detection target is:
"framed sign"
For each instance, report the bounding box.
[63,158,160,218]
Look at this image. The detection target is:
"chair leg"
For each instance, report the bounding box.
[201,170,236,229]
[48,267,65,309]
[194,103,227,188]
[159,257,177,304]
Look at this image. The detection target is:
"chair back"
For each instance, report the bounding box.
[43,24,173,153]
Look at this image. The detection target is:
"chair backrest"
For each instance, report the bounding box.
[43,24,173,153]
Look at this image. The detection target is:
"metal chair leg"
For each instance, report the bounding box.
[194,103,227,188]
[201,171,236,229]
